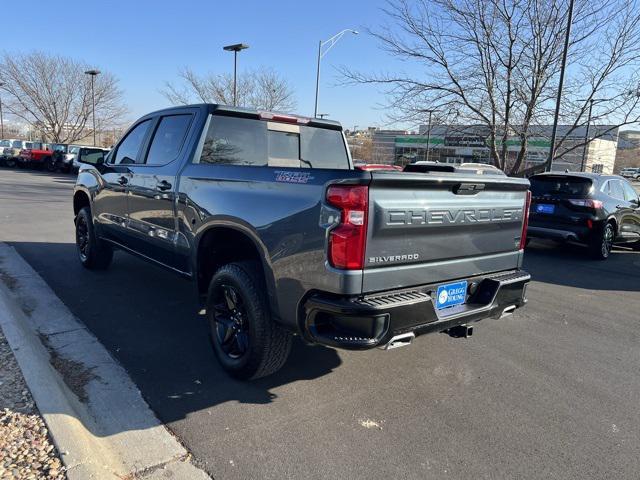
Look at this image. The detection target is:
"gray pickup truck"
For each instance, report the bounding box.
[73,104,531,379]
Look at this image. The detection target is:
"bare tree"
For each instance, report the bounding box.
[348,136,374,161]
[162,67,297,112]
[0,51,126,144]
[342,0,640,174]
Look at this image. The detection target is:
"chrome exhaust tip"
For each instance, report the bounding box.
[500,305,517,318]
[380,332,415,350]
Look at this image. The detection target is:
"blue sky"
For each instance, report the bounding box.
[3,0,411,130]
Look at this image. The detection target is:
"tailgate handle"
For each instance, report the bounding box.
[454,183,485,195]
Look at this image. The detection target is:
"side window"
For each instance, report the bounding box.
[622,181,638,202]
[300,126,350,169]
[146,114,192,165]
[609,180,625,201]
[114,119,152,165]
[200,116,267,166]
[601,181,610,195]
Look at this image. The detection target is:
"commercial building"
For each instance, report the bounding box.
[614,130,640,171]
[372,124,619,174]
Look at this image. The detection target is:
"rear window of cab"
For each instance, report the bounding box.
[198,115,350,170]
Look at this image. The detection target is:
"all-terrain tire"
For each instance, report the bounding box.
[207,261,292,380]
[45,156,56,172]
[75,206,113,269]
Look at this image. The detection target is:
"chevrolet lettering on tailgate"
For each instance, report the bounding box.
[385,207,523,226]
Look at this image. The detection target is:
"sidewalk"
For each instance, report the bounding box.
[0,242,210,480]
[0,326,66,480]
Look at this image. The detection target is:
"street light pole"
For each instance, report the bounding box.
[424,110,436,163]
[546,0,574,172]
[84,70,100,146]
[580,99,595,172]
[223,43,249,106]
[0,81,4,139]
[314,29,358,118]
[314,40,322,118]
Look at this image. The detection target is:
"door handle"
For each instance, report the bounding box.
[118,175,129,185]
[156,180,172,191]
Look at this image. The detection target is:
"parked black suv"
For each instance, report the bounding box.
[527,173,640,259]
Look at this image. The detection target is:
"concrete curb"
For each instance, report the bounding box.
[0,243,210,480]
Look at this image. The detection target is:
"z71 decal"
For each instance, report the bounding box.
[274,171,314,184]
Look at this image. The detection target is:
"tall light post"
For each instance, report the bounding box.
[223,43,249,106]
[314,29,358,118]
[0,81,4,139]
[578,98,606,172]
[422,109,438,163]
[84,69,100,146]
[546,0,574,172]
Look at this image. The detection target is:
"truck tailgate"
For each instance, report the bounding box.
[363,171,530,293]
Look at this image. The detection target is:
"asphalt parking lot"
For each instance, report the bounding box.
[1,168,639,480]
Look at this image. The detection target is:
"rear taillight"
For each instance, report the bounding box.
[567,198,603,209]
[520,190,531,250]
[327,185,369,269]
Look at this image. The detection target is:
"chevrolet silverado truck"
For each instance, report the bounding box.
[73,104,531,379]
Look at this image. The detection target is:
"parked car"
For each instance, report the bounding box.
[73,104,531,379]
[620,167,640,180]
[1,139,32,167]
[45,144,69,172]
[0,139,14,166]
[18,142,53,169]
[459,162,505,175]
[527,172,640,259]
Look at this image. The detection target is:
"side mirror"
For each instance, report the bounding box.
[78,148,105,166]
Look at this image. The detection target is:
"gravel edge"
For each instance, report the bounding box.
[0,325,66,480]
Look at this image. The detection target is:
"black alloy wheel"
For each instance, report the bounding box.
[590,222,615,260]
[212,284,250,360]
[76,214,90,262]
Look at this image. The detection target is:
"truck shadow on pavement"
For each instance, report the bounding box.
[8,241,342,430]
[524,239,640,292]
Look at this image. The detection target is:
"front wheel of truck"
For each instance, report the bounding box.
[207,261,292,380]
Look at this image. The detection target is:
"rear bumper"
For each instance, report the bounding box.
[527,225,593,243]
[303,269,530,350]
